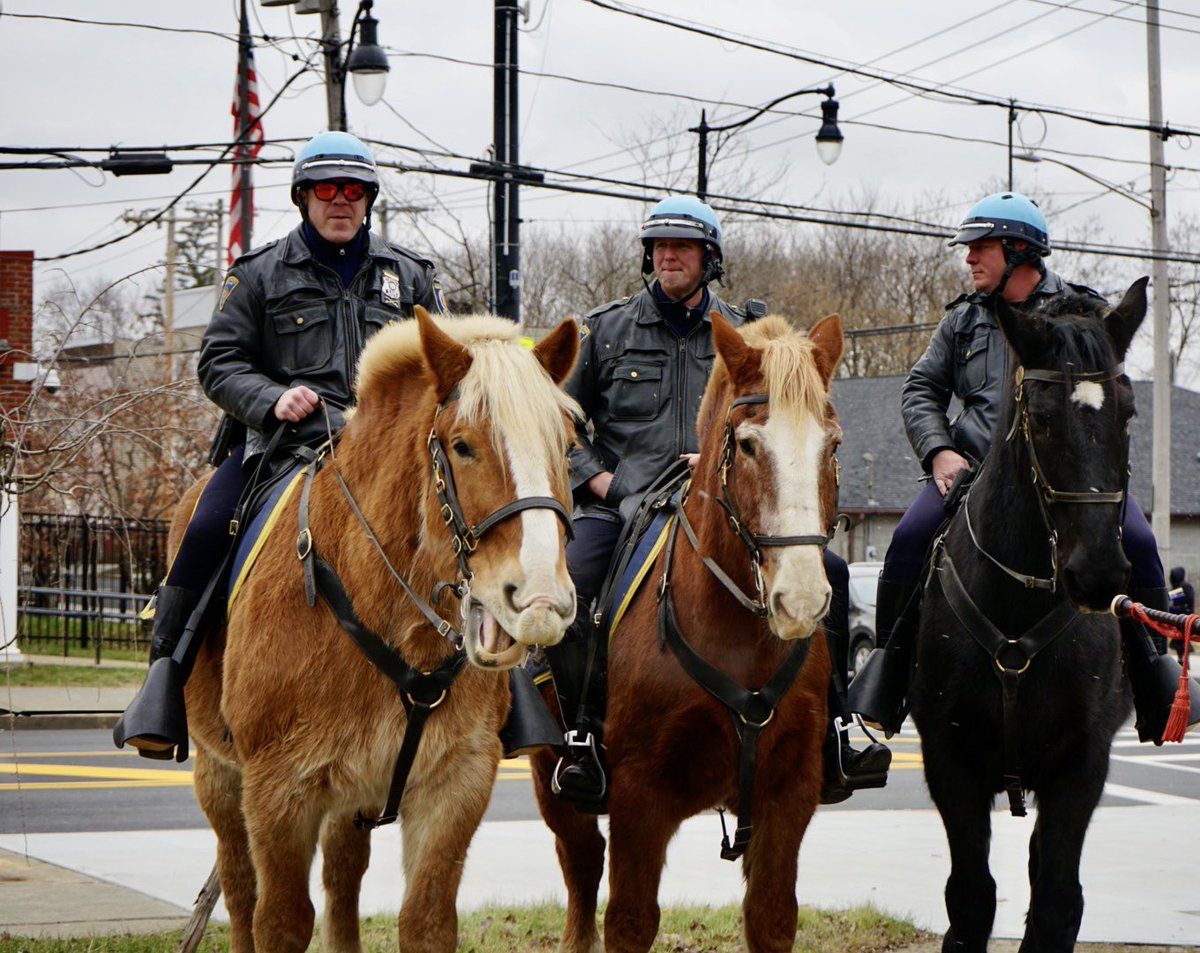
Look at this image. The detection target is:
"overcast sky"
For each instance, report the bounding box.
[4,0,1199,380]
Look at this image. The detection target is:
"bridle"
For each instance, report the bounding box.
[966,362,1129,593]
[427,391,574,588]
[675,393,838,615]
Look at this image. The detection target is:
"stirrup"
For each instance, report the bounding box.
[551,729,608,803]
[821,718,891,805]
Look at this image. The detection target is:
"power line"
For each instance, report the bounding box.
[579,0,1195,141]
[1020,0,1200,33]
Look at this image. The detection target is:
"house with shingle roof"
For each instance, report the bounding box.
[829,377,1200,581]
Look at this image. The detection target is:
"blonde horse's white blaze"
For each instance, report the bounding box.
[1071,379,1105,410]
[453,330,578,663]
[750,410,832,640]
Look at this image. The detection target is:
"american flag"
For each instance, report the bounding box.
[228,22,263,266]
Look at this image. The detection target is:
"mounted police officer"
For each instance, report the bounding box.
[849,190,1200,743]
[549,196,890,811]
[114,131,444,761]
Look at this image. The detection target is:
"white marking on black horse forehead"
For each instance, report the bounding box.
[1071,380,1105,411]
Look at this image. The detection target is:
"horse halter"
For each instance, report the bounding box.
[679,392,838,615]
[971,361,1129,592]
[428,392,575,586]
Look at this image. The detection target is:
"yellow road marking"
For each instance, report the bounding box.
[0,780,193,791]
[0,762,193,782]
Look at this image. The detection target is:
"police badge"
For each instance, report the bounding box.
[381,271,402,309]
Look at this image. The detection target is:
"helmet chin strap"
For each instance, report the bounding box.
[992,239,1045,298]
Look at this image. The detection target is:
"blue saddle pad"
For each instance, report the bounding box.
[601,509,673,639]
[227,462,309,611]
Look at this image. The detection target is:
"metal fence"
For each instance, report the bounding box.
[17,512,170,659]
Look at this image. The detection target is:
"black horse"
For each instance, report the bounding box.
[910,277,1147,953]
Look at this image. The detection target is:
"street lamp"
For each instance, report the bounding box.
[690,85,843,202]
[344,1,389,107]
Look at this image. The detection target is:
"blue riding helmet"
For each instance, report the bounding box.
[291,131,380,207]
[639,196,724,283]
[947,192,1050,256]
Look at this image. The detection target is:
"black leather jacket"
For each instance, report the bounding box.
[198,224,442,460]
[566,285,750,522]
[901,269,1104,471]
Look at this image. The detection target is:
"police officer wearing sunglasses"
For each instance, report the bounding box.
[114,131,445,761]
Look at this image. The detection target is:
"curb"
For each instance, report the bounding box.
[2,712,123,731]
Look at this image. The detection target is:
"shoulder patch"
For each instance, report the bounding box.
[431,278,447,314]
[579,323,591,341]
[218,274,239,311]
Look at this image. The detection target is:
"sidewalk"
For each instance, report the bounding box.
[1,654,141,730]
[2,804,1199,944]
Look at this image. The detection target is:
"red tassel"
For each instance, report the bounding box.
[1160,616,1195,745]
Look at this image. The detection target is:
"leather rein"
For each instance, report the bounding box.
[659,391,837,860]
[943,359,1127,816]
[296,392,573,829]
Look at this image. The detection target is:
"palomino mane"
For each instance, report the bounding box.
[701,314,829,429]
[354,314,580,459]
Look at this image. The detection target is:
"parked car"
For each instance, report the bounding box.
[845,561,884,678]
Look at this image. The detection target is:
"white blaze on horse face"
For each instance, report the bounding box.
[747,413,832,640]
[1071,380,1105,411]
[497,434,576,645]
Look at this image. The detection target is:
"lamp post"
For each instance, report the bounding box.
[690,85,843,202]
[315,0,390,131]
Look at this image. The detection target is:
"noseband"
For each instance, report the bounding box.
[968,362,1129,592]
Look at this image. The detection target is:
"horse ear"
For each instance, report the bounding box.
[808,313,844,387]
[1105,276,1149,359]
[416,305,473,403]
[533,318,580,386]
[711,311,759,386]
[994,296,1050,366]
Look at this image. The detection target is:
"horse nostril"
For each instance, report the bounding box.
[504,584,519,611]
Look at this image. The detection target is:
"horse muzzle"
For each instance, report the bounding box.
[462,597,573,669]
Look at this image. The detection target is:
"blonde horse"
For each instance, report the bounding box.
[181,309,579,952]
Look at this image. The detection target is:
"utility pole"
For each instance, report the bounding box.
[319,0,346,131]
[1147,0,1172,561]
[236,0,254,256]
[492,0,521,322]
[165,208,176,378]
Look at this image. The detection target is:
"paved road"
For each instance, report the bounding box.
[2,720,1197,835]
[2,719,1199,944]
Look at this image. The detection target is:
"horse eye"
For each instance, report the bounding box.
[452,439,474,459]
[738,437,756,457]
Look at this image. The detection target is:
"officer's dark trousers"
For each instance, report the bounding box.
[881,480,1164,590]
[163,446,250,593]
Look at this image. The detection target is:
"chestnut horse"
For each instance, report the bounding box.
[181,310,579,953]
[532,312,845,953]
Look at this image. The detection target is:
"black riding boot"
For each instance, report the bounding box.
[547,620,609,814]
[847,579,922,737]
[1123,586,1200,744]
[820,607,891,804]
[499,664,565,758]
[111,586,199,762]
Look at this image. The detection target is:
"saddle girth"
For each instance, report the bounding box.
[657,512,811,861]
[933,542,1079,817]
